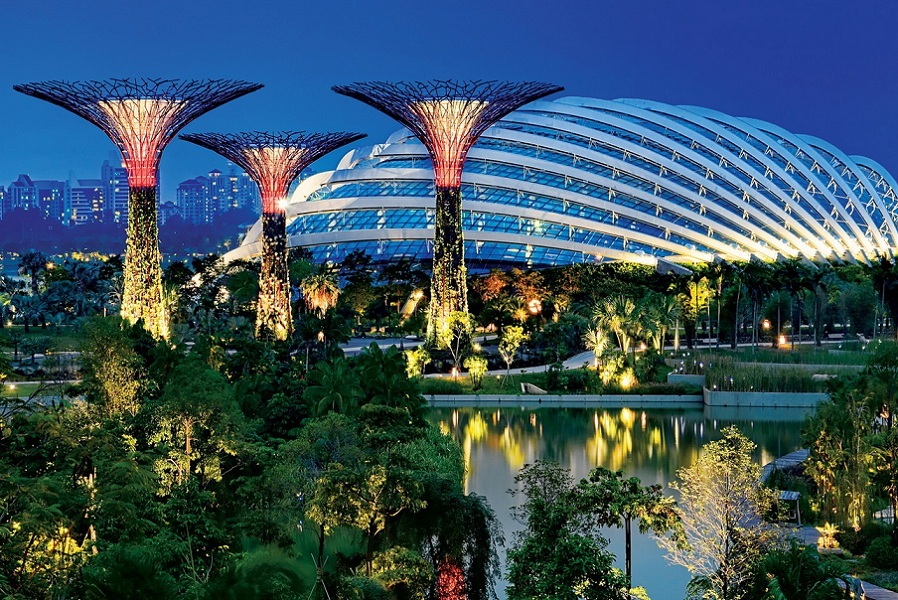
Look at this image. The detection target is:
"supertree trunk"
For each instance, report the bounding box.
[257,211,292,340]
[121,186,167,338]
[179,131,365,343]
[428,185,468,342]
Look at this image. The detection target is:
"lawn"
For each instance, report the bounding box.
[0,325,84,354]
[1,380,72,399]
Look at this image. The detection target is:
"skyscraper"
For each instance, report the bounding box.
[101,159,129,224]
[7,175,38,212]
[66,179,104,225]
[33,179,68,222]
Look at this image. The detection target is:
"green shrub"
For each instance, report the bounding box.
[634,349,665,382]
[338,576,392,600]
[866,536,898,569]
[421,378,466,395]
[835,521,888,556]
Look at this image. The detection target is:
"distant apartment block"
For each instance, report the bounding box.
[67,179,104,225]
[101,159,129,223]
[177,164,259,224]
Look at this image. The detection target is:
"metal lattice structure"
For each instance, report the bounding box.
[181,131,365,340]
[333,80,562,342]
[333,80,563,188]
[13,78,263,339]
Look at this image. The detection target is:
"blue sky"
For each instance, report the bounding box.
[2,0,896,199]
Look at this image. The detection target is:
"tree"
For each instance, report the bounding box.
[18,251,50,295]
[869,428,898,544]
[576,468,681,591]
[433,311,473,372]
[300,271,341,317]
[657,426,778,600]
[80,317,148,417]
[498,325,528,378]
[304,358,364,416]
[584,326,610,367]
[463,355,488,391]
[802,378,874,530]
[595,295,638,356]
[506,460,628,600]
[148,356,245,490]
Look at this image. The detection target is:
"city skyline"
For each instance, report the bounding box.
[1,1,896,201]
[0,158,261,225]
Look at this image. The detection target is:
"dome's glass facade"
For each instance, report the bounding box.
[229,97,898,269]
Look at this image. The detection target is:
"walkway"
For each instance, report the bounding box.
[760,449,809,482]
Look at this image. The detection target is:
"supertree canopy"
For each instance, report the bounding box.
[181,131,365,340]
[332,80,562,342]
[13,78,262,338]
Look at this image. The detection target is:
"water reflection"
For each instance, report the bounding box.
[428,405,809,599]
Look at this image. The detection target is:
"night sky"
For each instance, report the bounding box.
[2,0,896,200]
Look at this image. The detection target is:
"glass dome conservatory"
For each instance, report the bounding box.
[227,97,898,270]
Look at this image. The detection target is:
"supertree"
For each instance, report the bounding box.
[333,80,562,342]
[13,78,263,338]
[180,131,365,340]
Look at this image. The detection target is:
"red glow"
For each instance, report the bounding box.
[243,146,305,215]
[97,98,187,187]
[411,99,487,188]
[435,558,466,600]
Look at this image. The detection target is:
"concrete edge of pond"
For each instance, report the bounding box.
[703,388,828,408]
[427,394,704,409]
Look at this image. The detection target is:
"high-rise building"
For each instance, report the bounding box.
[227,163,261,211]
[66,179,104,225]
[0,186,5,220]
[177,176,211,224]
[176,166,261,224]
[158,200,181,225]
[33,180,68,223]
[101,159,129,223]
[7,175,38,212]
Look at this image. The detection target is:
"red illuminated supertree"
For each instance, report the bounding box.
[180,131,365,340]
[333,80,562,343]
[13,78,262,338]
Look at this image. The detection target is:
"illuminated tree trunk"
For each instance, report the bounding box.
[257,210,292,340]
[121,186,167,339]
[427,186,468,343]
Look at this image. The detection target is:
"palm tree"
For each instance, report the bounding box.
[304,358,364,416]
[13,293,47,333]
[595,295,638,356]
[301,272,341,317]
[583,326,610,367]
[641,293,679,352]
[17,251,49,295]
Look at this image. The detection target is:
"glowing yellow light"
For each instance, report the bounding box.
[779,334,787,346]
[762,319,771,330]
[619,371,635,390]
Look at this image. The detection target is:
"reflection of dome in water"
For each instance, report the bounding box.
[231,97,898,269]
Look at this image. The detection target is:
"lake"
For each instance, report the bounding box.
[427,404,811,599]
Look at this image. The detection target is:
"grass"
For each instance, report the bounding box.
[0,325,84,353]
[1,380,71,398]
[705,363,846,393]
[672,345,871,367]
